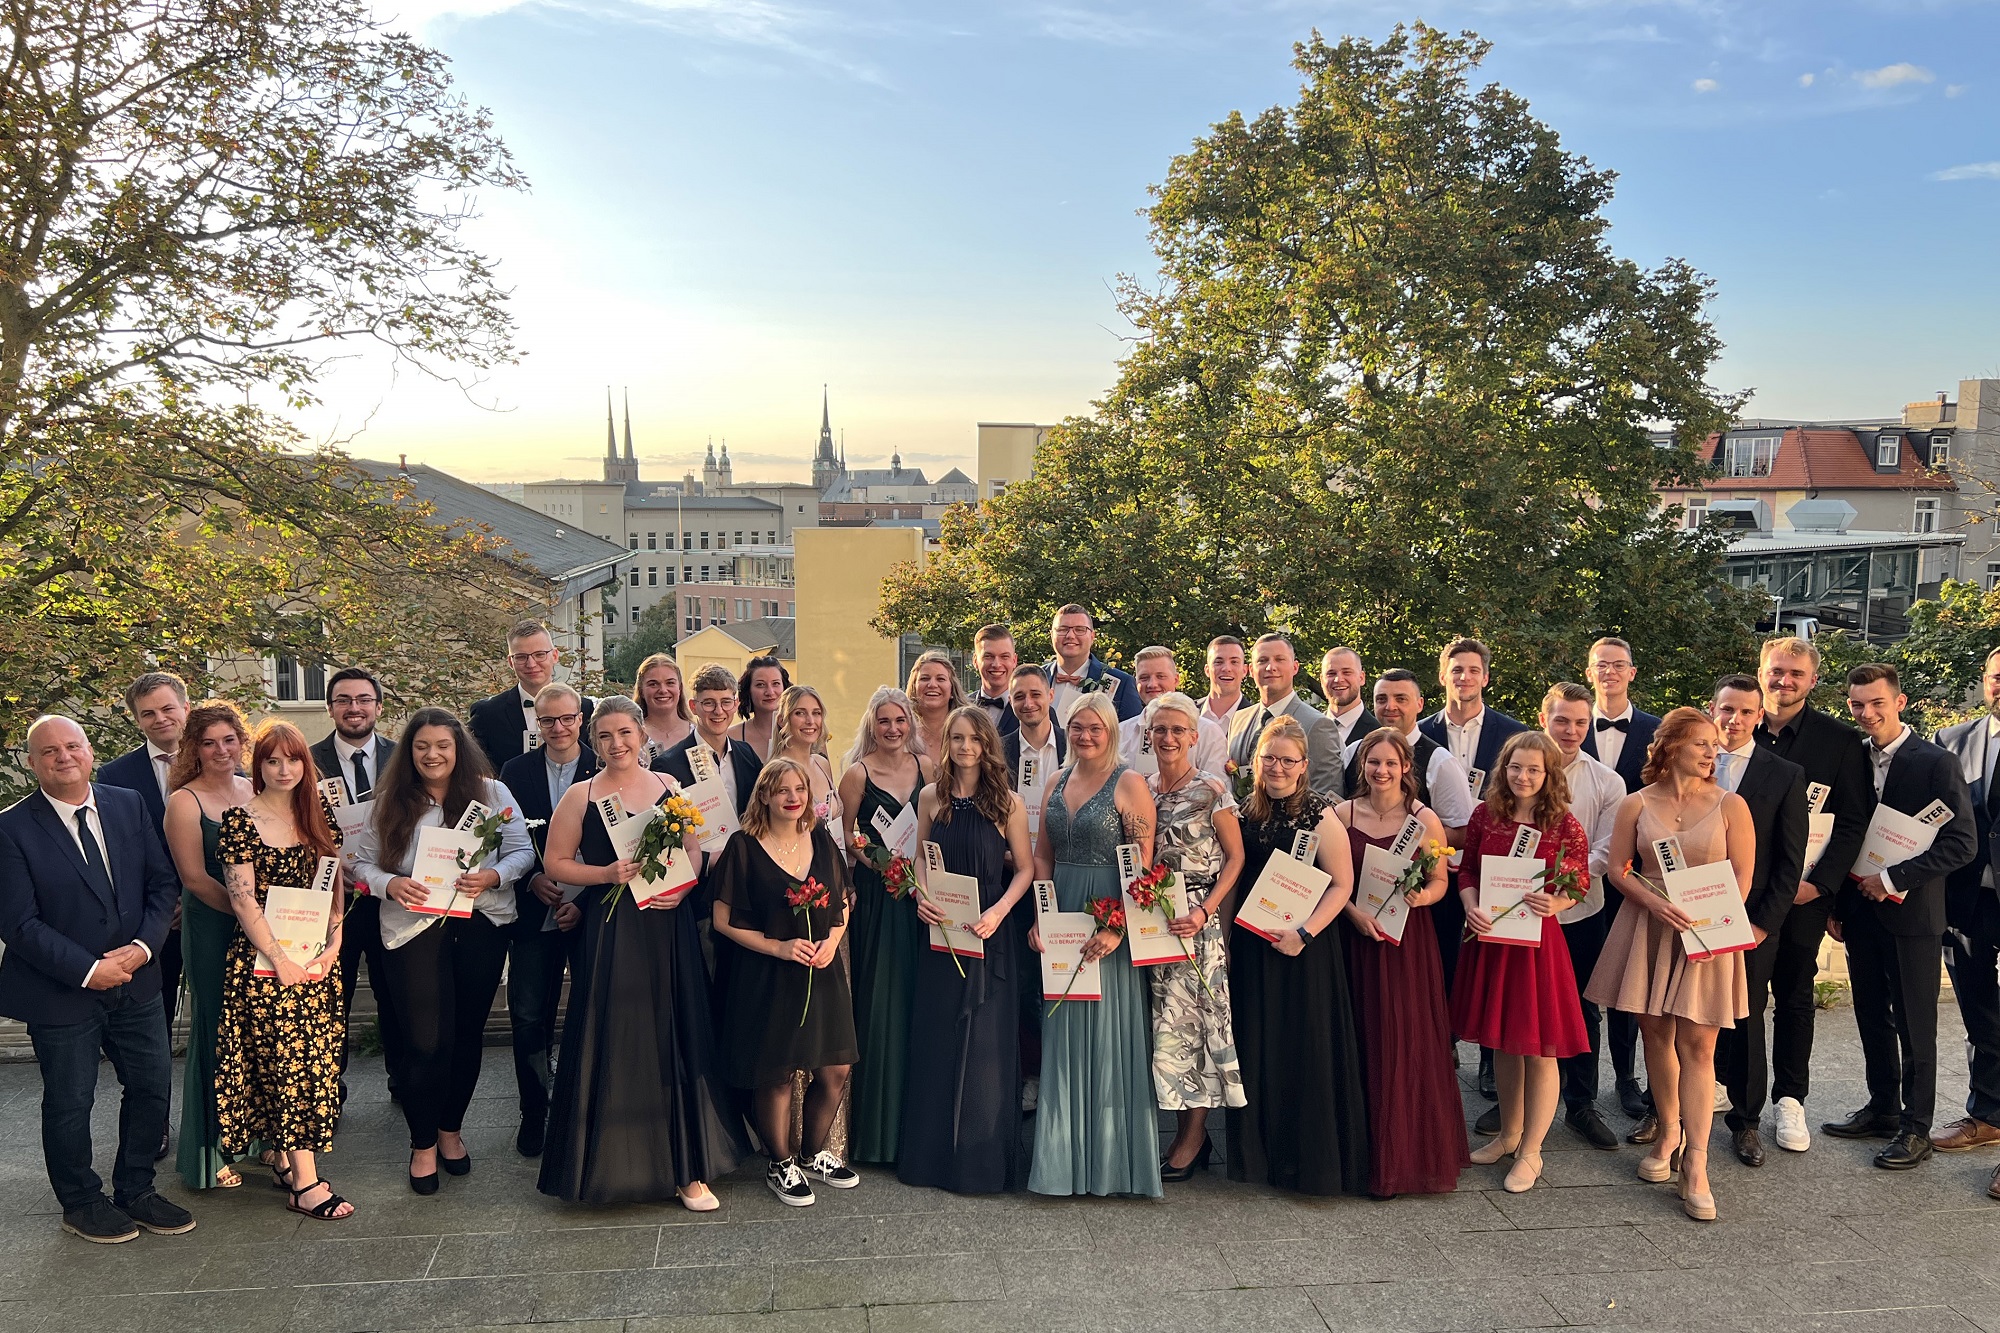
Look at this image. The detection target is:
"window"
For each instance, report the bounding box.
[1877,433,1900,467]
[710,597,726,621]
[734,530,744,546]
[864,508,874,519]
[699,532,710,550]
[628,565,638,581]
[664,566,676,585]
[1684,497,1710,530]
[682,534,692,551]
[269,657,326,704]
[647,566,658,586]
[683,564,693,583]
[736,599,751,620]
[700,564,711,582]
[797,504,805,513]
[628,533,638,549]
[599,503,608,515]
[1931,433,1951,466]
[1988,562,2000,593]
[1915,498,1941,534]
[786,601,795,617]
[685,598,701,633]
[1724,436,1779,477]
[646,532,656,549]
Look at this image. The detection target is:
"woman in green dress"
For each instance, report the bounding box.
[162,701,256,1190]
[835,685,936,1164]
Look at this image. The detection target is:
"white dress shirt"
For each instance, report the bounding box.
[694,740,739,815]
[350,778,536,945]
[1715,740,1756,795]
[1015,726,1062,847]
[145,742,174,802]
[1198,693,1245,727]
[333,734,379,798]
[43,789,152,986]
[1443,706,1486,775]
[1592,703,1634,773]
[1558,751,1628,923]
[1867,725,1913,895]
[1328,700,1368,748]
[1119,713,1227,779]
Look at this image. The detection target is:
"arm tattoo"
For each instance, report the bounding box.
[224,864,257,906]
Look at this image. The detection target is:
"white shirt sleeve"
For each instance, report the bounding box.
[1428,751,1477,829]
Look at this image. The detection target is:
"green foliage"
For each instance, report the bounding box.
[605,600,680,688]
[877,25,1754,717]
[1896,579,1998,726]
[0,0,529,763]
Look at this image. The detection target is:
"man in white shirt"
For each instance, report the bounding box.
[1120,647,1227,777]
[1226,634,1343,797]
[1005,666,1065,853]
[655,664,759,819]
[1542,683,1628,1150]
[1319,646,1378,750]
[1197,635,1249,727]
[1345,670,1475,834]
[971,624,1019,735]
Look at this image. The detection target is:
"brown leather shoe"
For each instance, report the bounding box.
[1988,1163,2000,1201]
[1934,1117,2000,1152]
[1626,1111,1660,1145]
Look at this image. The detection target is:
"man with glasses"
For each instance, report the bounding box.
[652,664,761,820]
[497,683,598,1157]
[309,668,404,1106]
[469,621,595,768]
[1041,604,1141,722]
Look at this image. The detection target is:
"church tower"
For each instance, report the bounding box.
[717,440,733,487]
[701,438,720,493]
[602,388,640,485]
[810,385,843,494]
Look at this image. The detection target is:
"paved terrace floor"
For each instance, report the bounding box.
[1,1001,1997,1333]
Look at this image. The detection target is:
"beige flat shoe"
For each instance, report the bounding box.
[1502,1154,1543,1194]
[678,1183,720,1213]
[1469,1135,1519,1166]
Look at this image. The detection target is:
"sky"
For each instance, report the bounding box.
[304,0,2000,483]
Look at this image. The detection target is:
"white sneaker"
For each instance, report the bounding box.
[1774,1097,1810,1152]
[1021,1076,1039,1113]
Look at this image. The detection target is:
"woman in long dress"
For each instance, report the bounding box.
[1144,691,1246,1180]
[162,702,255,1190]
[1226,716,1369,1196]
[711,759,861,1207]
[1585,707,1753,1222]
[1028,691,1162,1199]
[899,706,1034,1193]
[1338,727,1468,1197]
[537,697,748,1209]
[836,686,935,1164]
[214,721,351,1220]
[1453,731,1591,1193]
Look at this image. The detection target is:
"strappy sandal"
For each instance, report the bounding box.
[214,1165,242,1189]
[287,1178,354,1221]
[266,1155,294,1191]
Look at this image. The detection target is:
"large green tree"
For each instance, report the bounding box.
[880,25,1758,715]
[1,0,531,754]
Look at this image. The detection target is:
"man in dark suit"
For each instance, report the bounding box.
[1709,674,1809,1166]
[0,716,193,1243]
[1228,634,1343,798]
[652,663,761,818]
[1318,647,1379,752]
[1754,637,1877,1154]
[1042,603,1142,722]
[1825,664,1978,1169]
[1002,665,1067,788]
[498,682,599,1158]
[467,619,595,769]
[94,671,189,1084]
[309,666,404,1104]
[972,624,1020,737]
[1930,648,2000,1183]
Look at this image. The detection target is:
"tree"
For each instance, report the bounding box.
[606,598,678,687]
[1,0,529,754]
[878,25,1758,716]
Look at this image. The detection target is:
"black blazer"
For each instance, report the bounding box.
[1417,706,1527,784]
[1581,708,1663,793]
[972,692,1020,737]
[1730,745,1809,936]
[1003,726,1066,786]
[0,786,179,1025]
[1837,733,1978,938]
[95,743,178,895]
[498,745,599,930]
[651,734,760,817]
[308,733,397,803]
[1931,714,2000,929]
[1754,704,1877,895]
[1333,706,1381,750]
[468,687,596,770]
[1040,656,1143,721]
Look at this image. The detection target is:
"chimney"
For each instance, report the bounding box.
[397,453,409,478]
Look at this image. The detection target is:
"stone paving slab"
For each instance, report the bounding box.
[1,999,1997,1331]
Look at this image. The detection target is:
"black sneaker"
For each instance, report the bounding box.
[1474,1104,1502,1136]
[766,1157,815,1207]
[60,1198,138,1244]
[516,1116,546,1158]
[804,1149,860,1189]
[119,1190,196,1235]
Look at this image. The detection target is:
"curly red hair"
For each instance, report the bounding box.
[1640,706,1720,788]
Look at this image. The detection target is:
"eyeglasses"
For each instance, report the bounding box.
[1591,660,1633,672]
[694,698,735,713]
[536,712,581,728]
[329,693,378,707]
[1053,626,1091,638]
[1258,755,1305,769]
[508,649,556,665]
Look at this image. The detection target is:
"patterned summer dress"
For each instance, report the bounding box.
[1146,769,1245,1110]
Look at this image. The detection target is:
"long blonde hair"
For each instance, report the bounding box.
[841,685,925,768]
[773,685,829,759]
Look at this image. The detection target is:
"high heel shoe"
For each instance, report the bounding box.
[1636,1126,1683,1183]
[1160,1136,1213,1182]
[1502,1153,1543,1193]
[1677,1129,1715,1221]
[1469,1135,1520,1166]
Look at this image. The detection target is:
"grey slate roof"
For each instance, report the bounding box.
[350,459,624,585]
[691,617,797,659]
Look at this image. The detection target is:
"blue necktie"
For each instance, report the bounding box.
[74,809,112,895]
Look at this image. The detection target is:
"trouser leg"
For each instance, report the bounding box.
[1724,932,1781,1130]
[1770,893,1832,1105]
[100,993,171,1205]
[1945,894,2000,1125]
[1560,912,1608,1111]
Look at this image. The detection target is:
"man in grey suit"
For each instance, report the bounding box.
[1226,633,1342,798]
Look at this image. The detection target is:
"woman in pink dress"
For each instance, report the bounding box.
[1453,731,1590,1193]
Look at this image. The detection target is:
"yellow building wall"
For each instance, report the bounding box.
[674,626,797,684]
[975,423,1053,502]
[794,526,925,751]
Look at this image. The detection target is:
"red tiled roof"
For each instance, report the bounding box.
[1688,428,1954,492]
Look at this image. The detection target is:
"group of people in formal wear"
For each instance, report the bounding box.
[7,605,2000,1244]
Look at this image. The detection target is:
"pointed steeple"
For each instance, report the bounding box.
[622,388,635,462]
[605,388,616,460]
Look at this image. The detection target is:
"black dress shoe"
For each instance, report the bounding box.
[1617,1078,1648,1120]
[440,1151,472,1176]
[1474,1104,1502,1136]
[155,1129,171,1162]
[119,1190,196,1235]
[516,1117,546,1159]
[1875,1132,1933,1170]
[59,1198,138,1244]
[1822,1107,1900,1140]
[1478,1049,1497,1100]
[1731,1125,1765,1167]
[1566,1106,1619,1150]
[1159,1137,1212,1183]
[1627,1111,1660,1145]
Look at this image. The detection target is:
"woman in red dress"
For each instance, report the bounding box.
[1453,731,1590,1193]
[1337,728,1467,1198]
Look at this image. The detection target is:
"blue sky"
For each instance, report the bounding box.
[313,0,2000,481]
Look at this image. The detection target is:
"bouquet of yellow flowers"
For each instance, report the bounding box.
[607,793,704,918]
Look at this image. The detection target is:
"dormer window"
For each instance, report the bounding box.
[1930,433,1951,466]
[1724,435,1779,477]
[1877,433,1901,467]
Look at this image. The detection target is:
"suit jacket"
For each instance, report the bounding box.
[651,733,761,817]
[96,743,180,900]
[1003,726,1066,785]
[1227,692,1344,799]
[1041,656,1142,722]
[468,686,596,770]
[1581,707,1663,793]
[498,745,600,930]
[309,732,397,803]
[0,786,179,1025]
[1754,704,1876,895]
[972,692,1020,737]
[1728,745,1809,937]
[1931,715,2000,928]
[1327,705,1381,753]
[1418,705,1529,790]
[1836,733,1978,938]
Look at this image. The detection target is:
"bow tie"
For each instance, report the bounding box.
[977,695,1008,708]
[1594,717,1629,733]
[1053,672,1085,686]
[522,696,535,710]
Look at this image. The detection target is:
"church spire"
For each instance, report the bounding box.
[622,388,635,462]
[605,387,616,460]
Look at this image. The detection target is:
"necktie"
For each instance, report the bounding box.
[74,808,112,895]
[350,750,372,799]
[1595,717,1629,733]
[1716,752,1736,792]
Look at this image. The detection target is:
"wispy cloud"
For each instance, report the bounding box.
[1692,77,1719,93]
[1034,5,1164,46]
[1857,62,1934,90]
[1798,72,1814,88]
[1946,84,1967,98]
[1933,162,2000,182]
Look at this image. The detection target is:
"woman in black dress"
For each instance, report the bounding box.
[899,706,1035,1193]
[1225,716,1371,1196]
[712,758,860,1207]
[537,697,748,1210]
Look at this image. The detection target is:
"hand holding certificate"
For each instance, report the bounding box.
[919,841,986,960]
[1036,880,1101,1007]
[1354,815,1437,947]
[409,825,483,918]
[254,855,341,980]
[597,791,701,913]
[1118,843,1190,967]
[1635,838,1754,960]
[1854,799,1953,903]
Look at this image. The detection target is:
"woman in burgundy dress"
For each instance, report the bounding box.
[1452,731,1590,1193]
[1337,728,1467,1197]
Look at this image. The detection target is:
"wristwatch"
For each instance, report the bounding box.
[1295,926,1314,943]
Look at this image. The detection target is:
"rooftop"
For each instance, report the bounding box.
[689,616,797,659]
[1723,528,1966,556]
[350,459,625,586]
[1690,427,1954,492]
